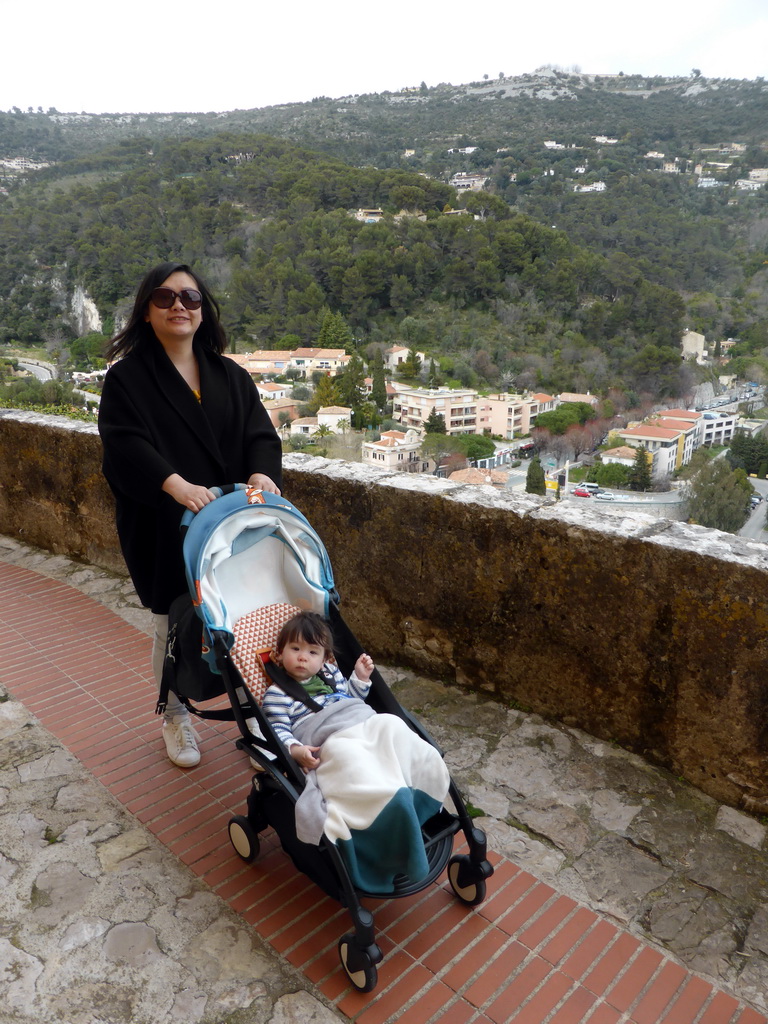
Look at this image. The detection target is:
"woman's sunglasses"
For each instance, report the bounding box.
[149,287,202,310]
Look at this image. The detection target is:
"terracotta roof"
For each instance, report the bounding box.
[652,418,697,431]
[559,392,598,404]
[449,468,509,485]
[225,351,292,364]
[620,425,681,440]
[292,348,348,358]
[263,397,299,408]
[662,408,701,420]
[602,446,641,460]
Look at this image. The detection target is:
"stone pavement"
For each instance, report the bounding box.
[1,534,768,1022]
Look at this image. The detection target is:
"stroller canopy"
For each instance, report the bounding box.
[180,486,336,651]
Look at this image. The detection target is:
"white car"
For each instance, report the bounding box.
[595,491,615,501]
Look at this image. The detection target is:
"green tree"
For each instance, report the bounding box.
[456,434,497,461]
[337,352,367,409]
[317,309,354,352]
[420,432,464,474]
[308,373,340,413]
[685,459,751,533]
[370,349,387,409]
[526,456,546,496]
[400,349,422,380]
[628,447,652,491]
[426,357,443,388]
[594,463,632,488]
[424,409,446,433]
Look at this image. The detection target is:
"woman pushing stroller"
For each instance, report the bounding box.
[98,262,282,768]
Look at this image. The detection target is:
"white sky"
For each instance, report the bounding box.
[2,0,766,115]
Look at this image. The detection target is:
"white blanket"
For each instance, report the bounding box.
[293,701,450,894]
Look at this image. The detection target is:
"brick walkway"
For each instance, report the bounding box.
[1,559,765,1024]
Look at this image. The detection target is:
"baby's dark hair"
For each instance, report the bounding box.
[275,611,334,658]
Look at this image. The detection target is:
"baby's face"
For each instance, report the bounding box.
[280,638,326,681]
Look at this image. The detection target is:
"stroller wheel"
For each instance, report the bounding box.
[338,933,378,993]
[447,854,487,906]
[228,815,260,863]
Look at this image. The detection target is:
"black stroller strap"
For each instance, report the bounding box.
[155,620,177,717]
[264,660,326,712]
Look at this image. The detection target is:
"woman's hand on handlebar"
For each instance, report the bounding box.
[247,472,281,495]
[162,474,217,512]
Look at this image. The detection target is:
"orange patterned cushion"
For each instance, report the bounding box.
[231,603,301,704]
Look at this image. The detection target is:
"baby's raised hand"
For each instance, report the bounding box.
[355,653,375,681]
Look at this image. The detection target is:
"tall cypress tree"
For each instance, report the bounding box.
[317,309,354,353]
[629,446,653,491]
[526,456,546,496]
[370,350,388,410]
[337,353,367,410]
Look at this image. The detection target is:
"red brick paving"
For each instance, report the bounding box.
[1,559,766,1024]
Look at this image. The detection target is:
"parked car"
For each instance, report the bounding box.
[572,488,592,498]
[595,492,615,501]
[750,494,762,506]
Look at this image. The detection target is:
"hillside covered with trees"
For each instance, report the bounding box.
[1,70,767,403]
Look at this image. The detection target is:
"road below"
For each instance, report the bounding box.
[739,478,768,542]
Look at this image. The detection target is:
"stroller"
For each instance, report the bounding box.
[162,484,494,992]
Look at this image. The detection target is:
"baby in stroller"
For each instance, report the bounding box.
[262,611,375,772]
[262,610,451,890]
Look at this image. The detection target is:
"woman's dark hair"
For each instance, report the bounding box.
[105,261,227,360]
[275,612,334,659]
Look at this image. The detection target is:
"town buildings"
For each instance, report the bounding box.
[615,407,738,479]
[225,348,351,379]
[391,385,558,439]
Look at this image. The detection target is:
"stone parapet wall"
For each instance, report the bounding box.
[2,410,768,813]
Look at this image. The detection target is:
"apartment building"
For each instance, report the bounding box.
[391,386,560,439]
[700,411,739,447]
[616,424,682,479]
[483,392,557,439]
[655,407,737,449]
[647,410,701,467]
[392,386,489,435]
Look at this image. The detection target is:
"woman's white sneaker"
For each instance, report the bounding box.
[162,716,201,767]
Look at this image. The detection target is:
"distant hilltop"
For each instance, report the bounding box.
[7,68,766,119]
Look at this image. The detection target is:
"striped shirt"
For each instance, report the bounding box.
[262,662,372,749]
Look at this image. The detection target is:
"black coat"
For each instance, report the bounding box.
[98,338,283,613]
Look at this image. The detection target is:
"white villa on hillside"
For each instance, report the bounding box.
[290,405,352,438]
[362,429,427,472]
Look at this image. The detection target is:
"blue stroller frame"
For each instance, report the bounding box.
[174,485,494,992]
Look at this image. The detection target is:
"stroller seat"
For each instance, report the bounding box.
[230,602,301,704]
